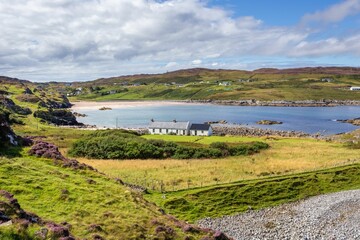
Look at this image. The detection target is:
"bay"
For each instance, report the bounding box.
[73,103,360,135]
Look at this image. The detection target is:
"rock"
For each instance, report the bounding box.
[73,112,87,117]
[87,179,97,184]
[337,118,360,126]
[33,109,82,126]
[99,107,112,111]
[256,120,283,125]
[213,231,230,240]
[0,220,12,227]
[23,87,33,95]
[88,223,103,232]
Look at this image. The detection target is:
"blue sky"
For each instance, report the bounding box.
[0,0,360,82]
[209,0,341,25]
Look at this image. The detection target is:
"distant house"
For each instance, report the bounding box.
[148,121,213,136]
[189,123,212,136]
[219,81,231,86]
[350,86,360,91]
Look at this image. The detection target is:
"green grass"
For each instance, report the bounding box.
[145,164,360,222]
[0,152,211,239]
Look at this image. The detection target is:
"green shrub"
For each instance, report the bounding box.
[69,130,269,160]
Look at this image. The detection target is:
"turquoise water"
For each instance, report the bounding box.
[74,104,360,135]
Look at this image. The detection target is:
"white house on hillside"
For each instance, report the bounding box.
[350,86,360,91]
[148,121,213,136]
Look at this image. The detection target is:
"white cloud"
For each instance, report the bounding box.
[291,34,360,57]
[165,62,178,68]
[0,0,359,81]
[192,59,202,65]
[301,0,360,24]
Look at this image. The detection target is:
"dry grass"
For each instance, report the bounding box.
[78,136,360,191]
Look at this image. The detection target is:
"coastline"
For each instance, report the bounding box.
[70,99,360,110]
[70,100,199,110]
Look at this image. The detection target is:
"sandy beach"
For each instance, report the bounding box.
[71,100,194,110]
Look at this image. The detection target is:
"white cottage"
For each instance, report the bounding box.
[189,123,212,136]
[148,121,213,136]
[148,121,190,135]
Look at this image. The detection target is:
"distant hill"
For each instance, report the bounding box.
[0,76,31,85]
[253,67,360,75]
[85,67,360,85]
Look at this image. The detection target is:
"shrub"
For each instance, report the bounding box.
[69,130,269,160]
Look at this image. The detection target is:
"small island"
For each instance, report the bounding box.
[99,107,112,111]
[256,120,283,125]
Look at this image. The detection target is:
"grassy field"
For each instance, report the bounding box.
[78,135,360,191]
[145,163,360,222]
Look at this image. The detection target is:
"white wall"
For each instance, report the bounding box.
[190,127,213,136]
[149,128,187,135]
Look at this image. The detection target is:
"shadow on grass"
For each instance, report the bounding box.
[0,145,23,158]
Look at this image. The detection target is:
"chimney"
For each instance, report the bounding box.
[173,119,177,123]
[151,118,154,122]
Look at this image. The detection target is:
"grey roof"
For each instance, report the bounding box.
[149,121,190,130]
[190,123,211,131]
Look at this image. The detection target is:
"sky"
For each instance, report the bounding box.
[1,0,360,82]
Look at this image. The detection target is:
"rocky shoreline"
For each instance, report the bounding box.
[187,99,360,107]
[198,189,360,240]
[212,125,314,138]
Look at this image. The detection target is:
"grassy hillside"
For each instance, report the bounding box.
[67,67,360,101]
[146,164,360,222]
[0,149,215,239]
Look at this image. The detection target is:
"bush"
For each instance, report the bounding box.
[69,130,269,160]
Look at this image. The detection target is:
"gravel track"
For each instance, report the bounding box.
[198,189,360,240]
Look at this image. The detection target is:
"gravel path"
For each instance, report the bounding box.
[198,189,360,240]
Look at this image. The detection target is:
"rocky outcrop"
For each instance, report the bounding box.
[38,95,72,109]
[1,98,32,115]
[212,125,310,138]
[256,120,283,125]
[337,118,360,126]
[0,110,21,147]
[34,109,82,126]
